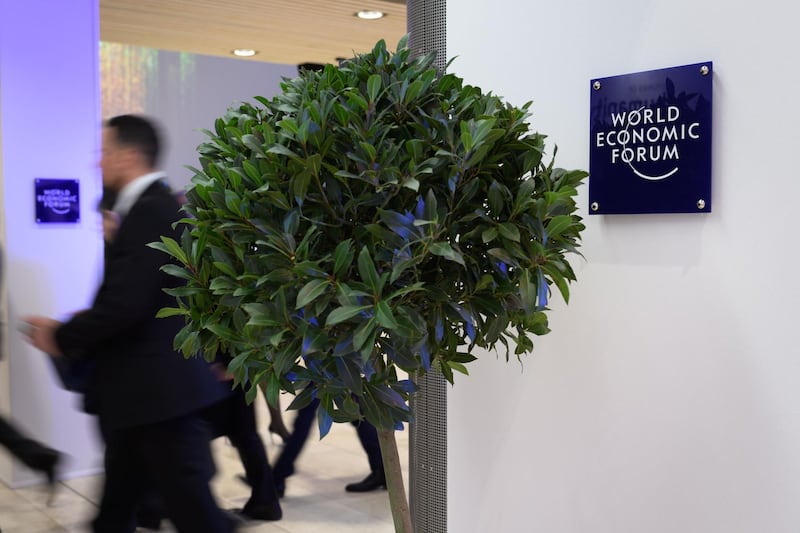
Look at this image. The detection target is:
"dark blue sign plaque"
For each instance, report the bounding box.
[35,178,80,223]
[589,62,713,214]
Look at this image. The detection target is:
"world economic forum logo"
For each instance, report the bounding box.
[35,178,81,223]
[595,104,700,181]
[588,62,712,214]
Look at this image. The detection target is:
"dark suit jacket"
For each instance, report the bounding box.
[55,180,227,430]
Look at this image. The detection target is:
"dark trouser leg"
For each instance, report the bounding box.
[135,487,165,530]
[352,418,383,473]
[136,413,233,533]
[222,388,279,508]
[344,418,387,492]
[258,381,290,441]
[92,427,143,533]
[272,398,319,482]
[0,415,58,473]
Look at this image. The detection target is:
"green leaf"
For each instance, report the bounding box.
[267,144,300,159]
[160,263,194,281]
[302,328,328,355]
[401,176,420,191]
[227,352,249,373]
[346,91,368,111]
[541,263,571,304]
[498,223,521,242]
[357,247,380,293]
[296,279,329,309]
[277,117,299,135]
[155,307,188,318]
[353,317,377,352]
[206,322,239,342]
[375,300,399,329]
[519,269,535,314]
[447,361,470,376]
[481,226,499,244]
[242,159,262,182]
[241,134,266,157]
[404,79,423,103]
[326,305,372,326]
[367,73,382,102]
[333,240,355,278]
[429,242,465,266]
[335,358,363,396]
[487,248,516,265]
[487,181,507,215]
[212,261,238,278]
[545,215,575,240]
[460,120,474,152]
[148,237,187,265]
[265,373,281,408]
[359,141,377,162]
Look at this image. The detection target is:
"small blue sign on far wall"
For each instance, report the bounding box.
[35,178,80,223]
[589,62,713,214]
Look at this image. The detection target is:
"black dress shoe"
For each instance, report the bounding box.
[345,471,387,492]
[230,500,283,521]
[26,447,60,483]
[30,448,61,505]
[236,473,285,498]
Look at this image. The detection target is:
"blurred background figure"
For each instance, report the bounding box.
[24,114,235,533]
[0,417,60,489]
[257,383,290,443]
[0,245,62,500]
[271,397,385,497]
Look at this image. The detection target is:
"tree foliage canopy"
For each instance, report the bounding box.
[151,37,587,434]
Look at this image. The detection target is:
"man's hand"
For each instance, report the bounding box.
[101,209,121,243]
[21,316,64,357]
[209,362,234,382]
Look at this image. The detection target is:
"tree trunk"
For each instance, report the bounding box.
[377,428,413,532]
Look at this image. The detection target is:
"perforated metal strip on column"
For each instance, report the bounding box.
[407,0,447,72]
[407,3,447,531]
[409,368,447,533]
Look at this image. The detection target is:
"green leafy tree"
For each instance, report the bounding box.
[151,37,586,532]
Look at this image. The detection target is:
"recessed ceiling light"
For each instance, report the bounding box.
[356,10,385,20]
[232,49,257,57]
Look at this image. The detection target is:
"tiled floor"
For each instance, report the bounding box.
[0,401,409,533]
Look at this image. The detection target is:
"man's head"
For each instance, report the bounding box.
[100,114,162,191]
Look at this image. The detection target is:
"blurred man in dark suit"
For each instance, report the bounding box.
[25,114,234,533]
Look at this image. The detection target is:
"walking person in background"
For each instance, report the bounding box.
[0,417,60,489]
[204,374,283,522]
[0,247,61,499]
[24,114,235,533]
[257,382,290,443]
[271,397,386,497]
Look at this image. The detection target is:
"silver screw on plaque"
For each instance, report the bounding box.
[591,202,599,212]
[697,199,706,209]
[592,81,601,91]
[700,65,710,76]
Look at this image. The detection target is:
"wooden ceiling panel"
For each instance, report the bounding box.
[100,0,408,65]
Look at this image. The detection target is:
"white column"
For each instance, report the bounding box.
[0,0,104,485]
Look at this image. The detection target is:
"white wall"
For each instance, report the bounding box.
[447,1,800,532]
[0,0,104,483]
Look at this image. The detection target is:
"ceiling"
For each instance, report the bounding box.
[100,0,408,66]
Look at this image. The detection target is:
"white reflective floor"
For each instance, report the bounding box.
[0,401,409,533]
